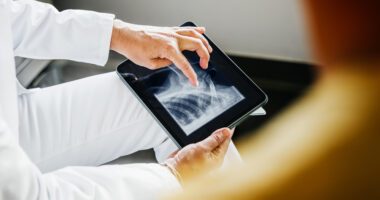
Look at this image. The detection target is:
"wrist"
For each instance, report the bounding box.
[162,161,183,185]
[110,19,124,51]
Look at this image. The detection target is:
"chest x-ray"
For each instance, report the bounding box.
[142,60,244,135]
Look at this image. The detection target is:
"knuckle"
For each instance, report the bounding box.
[150,62,160,68]
[190,29,198,35]
[201,37,208,44]
[194,39,203,46]
[182,63,191,70]
[165,43,175,50]
[168,32,178,38]
[201,146,210,154]
[200,153,208,161]
[213,134,223,144]
[203,39,210,47]
[187,146,199,157]
[187,144,198,152]
[164,44,176,54]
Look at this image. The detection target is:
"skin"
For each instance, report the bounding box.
[165,128,233,183]
[110,19,213,86]
[109,19,231,181]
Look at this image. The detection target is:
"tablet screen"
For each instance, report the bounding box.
[144,53,245,135]
[117,21,267,147]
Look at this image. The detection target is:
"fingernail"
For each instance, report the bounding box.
[208,46,213,53]
[222,128,232,139]
[214,130,226,142]
[215,129,226,138]
[201,61,208,69]
[194,80,199,87]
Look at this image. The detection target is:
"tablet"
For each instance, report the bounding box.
[117,22,268,147]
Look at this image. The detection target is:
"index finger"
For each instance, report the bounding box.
[166,48,198,86]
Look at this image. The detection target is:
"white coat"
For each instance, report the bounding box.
[0,0,182,199]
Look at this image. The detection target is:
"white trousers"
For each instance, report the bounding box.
[17,72,241,173]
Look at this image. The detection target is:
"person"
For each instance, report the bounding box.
[0,0,241,199]
[172,0,380,199]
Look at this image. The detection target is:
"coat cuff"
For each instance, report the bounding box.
[92,12,115,66]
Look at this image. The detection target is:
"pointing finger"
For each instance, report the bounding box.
[165,46,198,86]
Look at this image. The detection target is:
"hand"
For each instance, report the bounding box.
[110,19,213,86]
[164,128,233,183]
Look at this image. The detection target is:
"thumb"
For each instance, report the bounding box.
[199,128,232,151]
[212,133,231,157]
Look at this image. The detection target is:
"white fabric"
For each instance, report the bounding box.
[0,0,19,140]
[1,0,180,199]
[11,0,114,66]
[0,0,241,199]
[17,71,242,171]
[18,72,168,172]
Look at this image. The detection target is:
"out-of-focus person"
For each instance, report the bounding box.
[170,0,380,199]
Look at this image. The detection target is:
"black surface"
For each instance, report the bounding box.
[229,55,317,140]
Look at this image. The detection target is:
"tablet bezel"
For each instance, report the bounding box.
[116,21,268,147]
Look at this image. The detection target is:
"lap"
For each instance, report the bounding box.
[18,72,168,172]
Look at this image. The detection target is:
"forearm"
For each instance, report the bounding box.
[10,0,114,65]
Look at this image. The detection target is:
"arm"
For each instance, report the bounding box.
[10,0,114,66]
[10,0,212,85]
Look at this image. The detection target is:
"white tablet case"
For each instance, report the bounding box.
[250,107,266,116]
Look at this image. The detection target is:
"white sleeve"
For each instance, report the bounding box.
[10,0,115,66]
[0,117,181,200]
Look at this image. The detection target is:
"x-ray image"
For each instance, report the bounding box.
[140,59,245,135]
